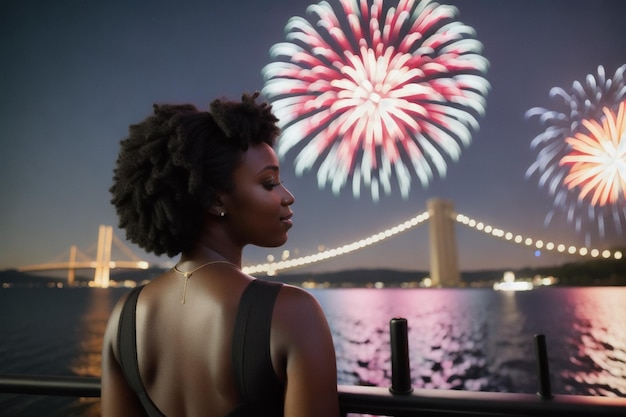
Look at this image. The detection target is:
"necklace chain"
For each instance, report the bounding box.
[173,260,239,304]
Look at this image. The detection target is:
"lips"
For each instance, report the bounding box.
[281,212,293,228]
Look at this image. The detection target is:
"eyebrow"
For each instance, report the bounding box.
[257,165,279,175]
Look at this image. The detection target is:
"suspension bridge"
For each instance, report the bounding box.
[17,225,149,288]
[244,198,623,286]
[16,199,623,288]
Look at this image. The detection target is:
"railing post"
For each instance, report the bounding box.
[389,317,413,394]
[534,333,553,399]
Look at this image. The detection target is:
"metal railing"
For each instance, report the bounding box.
[1,319,625,416]
[1,374,625,416]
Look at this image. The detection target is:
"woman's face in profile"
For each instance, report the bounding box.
[221,142,295,248]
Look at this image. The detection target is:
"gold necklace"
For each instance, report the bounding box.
[173,260,239,304]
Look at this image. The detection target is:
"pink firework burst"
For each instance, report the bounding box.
[561,101,626,207]
[526,65,626,242]
[262,0,490,200]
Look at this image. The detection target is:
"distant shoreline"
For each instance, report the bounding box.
[2,254,625,288]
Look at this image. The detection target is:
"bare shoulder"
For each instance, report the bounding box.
[274,284,325,320]
[271,284,340,416]
[276,283,319,305]
[271,284,332,346]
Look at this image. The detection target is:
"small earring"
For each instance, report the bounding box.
[220,211,225,217]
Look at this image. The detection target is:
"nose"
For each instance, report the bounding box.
[281,184,295,205]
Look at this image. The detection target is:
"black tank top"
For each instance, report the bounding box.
[117,279,285,417]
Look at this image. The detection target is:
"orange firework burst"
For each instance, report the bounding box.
[560,101,626,206]
[526,65,626,241]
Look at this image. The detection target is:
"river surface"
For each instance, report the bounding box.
[1,285,625,416]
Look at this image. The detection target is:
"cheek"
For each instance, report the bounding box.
[232,191,280,227]
[235,195,288,246]
[240,190,277,215]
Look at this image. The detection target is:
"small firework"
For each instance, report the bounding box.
[262,0,490,200]
[526,65,626,242]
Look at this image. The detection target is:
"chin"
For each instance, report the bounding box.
[258,235,289,248]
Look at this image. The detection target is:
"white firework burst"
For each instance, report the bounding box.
[262,0,490,200]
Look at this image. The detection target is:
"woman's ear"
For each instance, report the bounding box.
[209,196,226,218]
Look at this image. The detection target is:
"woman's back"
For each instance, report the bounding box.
[105,264,339,417]
[133,266,253,416]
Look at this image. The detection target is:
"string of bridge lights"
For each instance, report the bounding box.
[242,211,431,276]
[455,213,623,260]
[242,211,623,276]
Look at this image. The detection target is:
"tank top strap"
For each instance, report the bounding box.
[118,285,167,417]
[231,279,284,412]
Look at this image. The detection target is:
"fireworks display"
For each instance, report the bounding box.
[262,0,490,200]
[526,65,626,242]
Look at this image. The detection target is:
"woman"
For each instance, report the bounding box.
[101,92,340,417]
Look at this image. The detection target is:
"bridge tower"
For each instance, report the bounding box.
[428,198,460,287]
[67,245,77,286]
[93,225,113,288]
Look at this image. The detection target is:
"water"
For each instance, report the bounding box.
[1,286,625,416]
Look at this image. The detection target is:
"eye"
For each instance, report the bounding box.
[263,180,283,191]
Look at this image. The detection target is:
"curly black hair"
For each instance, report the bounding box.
[110,92,280,257]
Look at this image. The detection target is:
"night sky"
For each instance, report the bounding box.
[2,0,625,274]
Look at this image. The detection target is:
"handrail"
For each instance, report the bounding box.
[338,385,626,416]
[0,374,100,397]
[0,374,625,416]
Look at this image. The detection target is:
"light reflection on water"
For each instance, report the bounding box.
[68,289,112,417]
[311,287,626,397]
[556,288,626,396]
